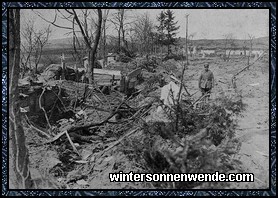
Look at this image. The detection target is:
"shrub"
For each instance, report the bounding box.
[121,91,245,189]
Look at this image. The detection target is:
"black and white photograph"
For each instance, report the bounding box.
[9,8,269,190]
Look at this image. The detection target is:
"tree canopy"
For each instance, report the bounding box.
[156,9,180,55]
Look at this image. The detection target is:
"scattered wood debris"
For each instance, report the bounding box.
[20,54,254,190]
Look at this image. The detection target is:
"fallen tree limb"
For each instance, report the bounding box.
[24,114,51,139]
[170,75,191,97]
[43,130,80,155]
[93,81,112,110]
[218,80,228,84]
[191,92,210,107]
[67,96,133,133]
[50,85,69,111]
[43,130,66,144]
[65,130,80,156]
[230,51,267,89]
[189,90,198,97]
[84,103,136,114]
[84,105,111,113]
[101,127,140,154]
[49,85,63,120]
[39,86,52,131]
[107,104,151,124]
[232,50,267,79]
[67,116,114,133]
[187,128,208,142]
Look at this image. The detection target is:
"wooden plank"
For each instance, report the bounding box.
[94,68,121,79]
[78,68,121,79]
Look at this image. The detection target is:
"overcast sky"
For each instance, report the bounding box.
[21,9,269,40]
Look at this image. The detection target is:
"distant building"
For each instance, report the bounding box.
[217,49,265,57]
[179,46,199,57]
[215,49,226,56]
[250,50,264,56]
[225,50,245,56]
[239,50,265,57]
[200,49,215,55]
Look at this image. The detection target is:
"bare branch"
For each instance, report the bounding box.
[34,10,73,30]
[72,9,91,49]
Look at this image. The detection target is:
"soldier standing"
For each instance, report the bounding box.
[198,63,214,99]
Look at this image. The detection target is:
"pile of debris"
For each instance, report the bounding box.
[20,56,246,189]
[119,88,244,189]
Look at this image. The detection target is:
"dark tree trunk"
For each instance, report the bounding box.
[101,10,110,68]
[35,44,43,74]
[73,9,102,84]
[89,9,102,83]
[9,9,33,189]
[118,29,121,52]
[103,20,107,67]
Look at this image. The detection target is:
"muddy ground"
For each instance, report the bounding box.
[23,55,269,189]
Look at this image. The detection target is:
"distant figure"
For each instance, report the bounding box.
[202,52,206,59]
[198,63,214,99]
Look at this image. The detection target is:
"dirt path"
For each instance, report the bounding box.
[234,97,269,188]
[185,57,269,189]
[233,65,269,189]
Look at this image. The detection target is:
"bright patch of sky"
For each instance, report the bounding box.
[20,9,269,40]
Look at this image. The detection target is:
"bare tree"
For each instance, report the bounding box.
[132,12,154,55]
[126,28,139,55]
[242,35,248,57]
[33,26,51,73]
[100,9,110,67]
[21,18,51,75]
[36,9,102,83]
[72,9,102,83]
[110,9,131,53]
[71,33,87,70]
[188,32,197,58]
[9,9,33,189]
[20,19,35,74]
[247,34,255,66]
[223,33,235,61]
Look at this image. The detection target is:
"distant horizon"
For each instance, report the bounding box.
[48,35,269,42]
[43,34,268,51]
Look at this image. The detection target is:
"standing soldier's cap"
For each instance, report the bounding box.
[204,63,209,68]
